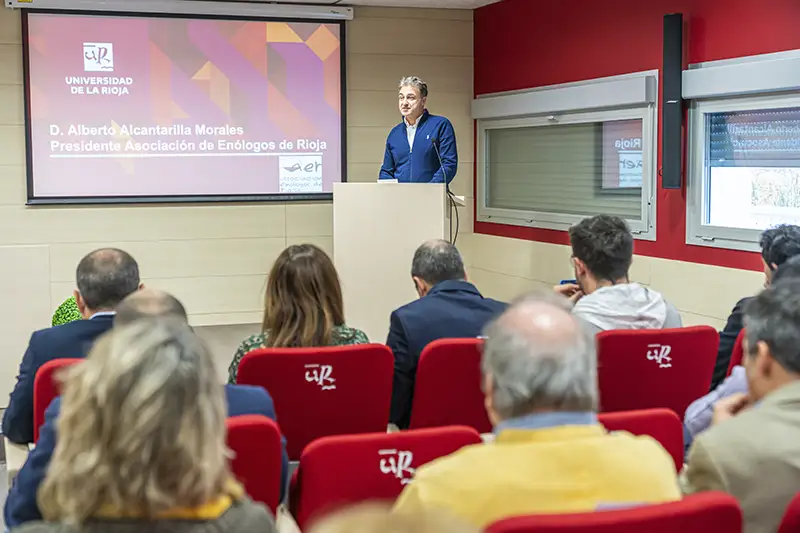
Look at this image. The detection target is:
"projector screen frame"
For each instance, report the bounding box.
[21,8,348,206]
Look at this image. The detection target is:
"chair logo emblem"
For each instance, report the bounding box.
[379,449,415,484]
[304,364,336,390]
[646,344,672,368]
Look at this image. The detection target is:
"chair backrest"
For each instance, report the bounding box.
[237,344,394,460]
[486,491,741,533]
[778,492,800,533]
[291,425,482,530]
[596,326,719,419]
[598,409,684,473]
[226,415,283,514]
[727,329,746,377]
[33,358,83,442]
[409,338,491,433]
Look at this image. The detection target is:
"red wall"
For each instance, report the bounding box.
[473,0,800,271]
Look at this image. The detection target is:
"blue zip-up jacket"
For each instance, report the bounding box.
[379,110,458,184]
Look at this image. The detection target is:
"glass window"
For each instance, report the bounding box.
[688,95,800,251]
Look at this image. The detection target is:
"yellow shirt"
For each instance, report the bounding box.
[393,424,681,528]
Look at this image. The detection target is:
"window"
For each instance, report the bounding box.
[475,72,657,240]
[687,93,800,251]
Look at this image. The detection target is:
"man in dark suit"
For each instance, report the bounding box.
[4,288,290,528]
[388,239,506,429]
[2,248,141,445]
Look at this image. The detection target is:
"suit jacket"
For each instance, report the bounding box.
[4,384,289,529]
[680,381,800,533]
[2,315,115,445]
[710,297,751,390]
[387,280,506,428]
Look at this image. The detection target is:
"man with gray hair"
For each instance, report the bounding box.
[378,76,458,183]
[114,287,188,327]
[387,239,505,428]
[394,292,680,528]
[681,279,800,533]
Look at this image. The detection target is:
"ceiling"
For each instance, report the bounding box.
[212,0,502,8]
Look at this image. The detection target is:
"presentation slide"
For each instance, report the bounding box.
[23,12,344,203]
[601,119,643,189]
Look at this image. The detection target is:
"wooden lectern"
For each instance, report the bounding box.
[333,182,453,343]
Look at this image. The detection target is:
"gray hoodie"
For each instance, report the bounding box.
[572,283,682,336]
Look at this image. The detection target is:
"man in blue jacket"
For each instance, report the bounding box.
[379,76,458,184]
[387,240,506,428]
[4,289,290,528]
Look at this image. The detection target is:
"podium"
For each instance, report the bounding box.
[333,182,451,343]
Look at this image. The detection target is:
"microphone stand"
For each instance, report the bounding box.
[433,139,459,245]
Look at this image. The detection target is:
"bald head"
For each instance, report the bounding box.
[115,289,188,327]
[481,292,597,422]
[75,248,140,312]
[411,239,466,286]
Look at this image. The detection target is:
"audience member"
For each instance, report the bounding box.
[556,215,681,335]
[51,296,81,327]
[393,292,679,527]
[681,280,800,533]
[3,248,141,444]
[709,224,800,389]
[5,289,289,528]
[10,318,277,533]
[227,244,368,383]
[387,239,506,428]
[310,503,477,533]
[684,255,800,444]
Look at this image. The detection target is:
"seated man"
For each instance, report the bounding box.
[709,224,800,389]
[4,289,289,528]
[393,292,680,528]
[2,248,141,444]
[684,254,800,444]
[556,215,681,334]
[681,280,800,533]
[388,239,506,428]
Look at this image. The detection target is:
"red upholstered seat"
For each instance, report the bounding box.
[409,338,491,433]
[290,425,482,530]
[778,492,800,533]
[236,344,393,460]
[596,326,719,419]
[598,408,684,473]
[486,492,742,533]
[226,415,283,514]
[33,358,82,443]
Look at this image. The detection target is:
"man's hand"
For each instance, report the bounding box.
[554,283,584,303]
[711,392,750,426]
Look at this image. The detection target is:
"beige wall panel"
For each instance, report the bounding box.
[194,322,261,383]
[680,312,726,330]
[286,203,333,237]
[0,165,25,205]
[0,8,20,42]
[348,54,473,93]
[348,19,472,57]
[468,267,550,303]
[0,245,51,399]
[0,85,22,125]
[348,90,472,128]
[0,45,22,84]
[48,237,286,283]
[0,124,24,165]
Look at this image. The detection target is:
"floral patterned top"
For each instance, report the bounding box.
[227,325,369,383]
[52,296,82,326]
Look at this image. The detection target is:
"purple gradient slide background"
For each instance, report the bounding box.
[26,13,342,198]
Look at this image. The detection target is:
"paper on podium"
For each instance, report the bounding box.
[378,179,398,183]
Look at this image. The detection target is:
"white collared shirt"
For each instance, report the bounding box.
[89,311,116,320]
[405,116,419,150]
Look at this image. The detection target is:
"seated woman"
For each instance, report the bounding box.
[13,318,276,533]
[228,244,368,383]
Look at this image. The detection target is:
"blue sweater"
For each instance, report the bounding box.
[379,110,458,184]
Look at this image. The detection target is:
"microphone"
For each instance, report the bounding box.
[432,137,459,245]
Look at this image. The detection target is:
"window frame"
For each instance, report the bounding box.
[686,92,800,252]
[475,73,658,241]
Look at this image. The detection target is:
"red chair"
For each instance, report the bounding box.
[290,425,482,530]
[486,491,741,533]
[226,415,283,514]
[33,358,83,442]
[598,409,684,473]
[409,338,492,434]
[237,344,393,460]
[726,329,746,377]
[778,492,800,533]
[596,326,719,419]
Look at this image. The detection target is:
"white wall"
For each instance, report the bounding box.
[0,6,475,397]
